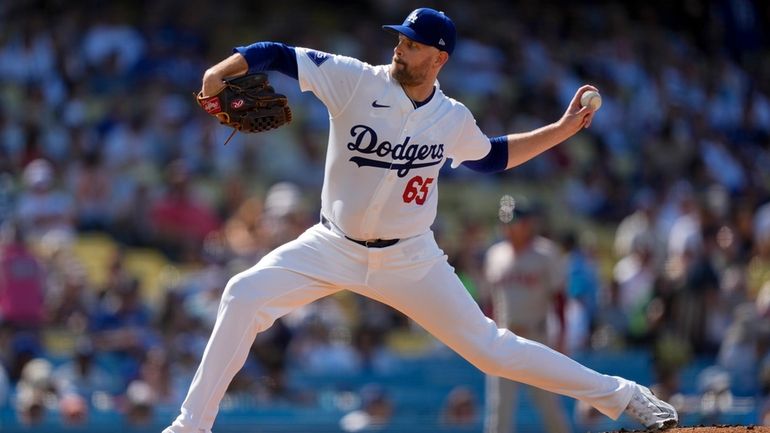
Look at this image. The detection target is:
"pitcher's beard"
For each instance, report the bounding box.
[391,60,428,87]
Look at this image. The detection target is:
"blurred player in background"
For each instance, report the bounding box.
[483,200,571,433]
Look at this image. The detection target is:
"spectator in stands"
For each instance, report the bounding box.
[92,276,152,340]
[614,189,662,259]
[222,193,268,263]
[138,347,181,405]
[0,220,46,329]
[102,113,154,173]
[591,281,629,350]
[15,389,47,426]
[157,290,198,343]
[51,336,116,400]
[15,158,75,245]
[261,181,312,249]
[68,150,113,231]
[562,231,601,352]
[112,181,155,247]
[58,393,88,425]
[91,276,153,386]
[351,325,398,375]
[718,304,764,393]
[149,159,220,261]
[45,265,94,332]
[668,215,721,355]
[696,366,734,425]
[249,319,296,402]
[124,380,155,427]
[650,368,685,414]
[0,21,56,84]
[339,384,393,432]
[5,330,43,385]
[287,316,359,375]
[612,230,657,341]
[183,269,227,330]
[440,385,478,426]
[81,8,145,75]
[14,358,57,426]
[169,335,208,404]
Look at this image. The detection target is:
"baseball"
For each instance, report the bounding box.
[580,90,602,111]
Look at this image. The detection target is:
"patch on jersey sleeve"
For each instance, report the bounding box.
[306,50,331,67]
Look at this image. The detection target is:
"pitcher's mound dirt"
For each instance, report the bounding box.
[614,427,769,433]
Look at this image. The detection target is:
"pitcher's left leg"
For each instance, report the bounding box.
[361,247,634,420]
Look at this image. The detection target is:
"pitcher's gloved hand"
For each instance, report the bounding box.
[196,73,292,135]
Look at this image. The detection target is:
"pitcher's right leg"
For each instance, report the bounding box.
[163,267,339,433]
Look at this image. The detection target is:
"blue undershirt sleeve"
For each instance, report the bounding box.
[461,135,509,173]
[233,42,298,80]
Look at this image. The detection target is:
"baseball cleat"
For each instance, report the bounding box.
[624,385,678,430]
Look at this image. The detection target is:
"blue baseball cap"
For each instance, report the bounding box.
[383,8,456,55]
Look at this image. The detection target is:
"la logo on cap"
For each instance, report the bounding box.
[439,38,445,46]
[406,10,418,23]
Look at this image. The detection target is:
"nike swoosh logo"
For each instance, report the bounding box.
[371,100,390,108]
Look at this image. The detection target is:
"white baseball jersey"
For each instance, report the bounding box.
[484,237,565,333]
[295,48,491,240]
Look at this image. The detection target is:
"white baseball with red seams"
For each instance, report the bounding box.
[163,47,639,433]
[580,90,602,111]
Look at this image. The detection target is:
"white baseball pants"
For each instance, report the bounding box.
[164,224,635,433]
[485,329,572,433]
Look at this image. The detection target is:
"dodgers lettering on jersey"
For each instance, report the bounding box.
[295,47,491,240]
[347,125,445,177]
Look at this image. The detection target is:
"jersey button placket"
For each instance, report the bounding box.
[360,115,413,236]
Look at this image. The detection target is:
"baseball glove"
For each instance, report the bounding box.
[196,73,292,138]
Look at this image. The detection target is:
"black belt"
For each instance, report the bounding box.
[320,215,399,248]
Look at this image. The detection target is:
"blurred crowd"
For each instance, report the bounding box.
[1,0,770,429]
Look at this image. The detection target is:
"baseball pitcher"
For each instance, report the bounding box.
[164,8,677,433]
